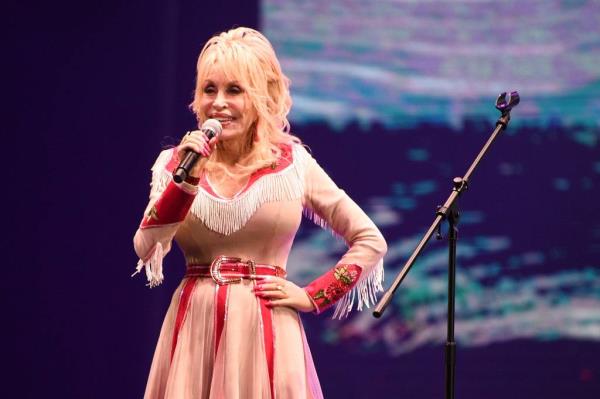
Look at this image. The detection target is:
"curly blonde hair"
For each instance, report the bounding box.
[190,27,300,176]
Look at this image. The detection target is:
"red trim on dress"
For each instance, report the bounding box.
[240,143,293,194]
[210,283,275,397]
[170,278,198,361]
[258,296,275,399]
[214,284,229,357]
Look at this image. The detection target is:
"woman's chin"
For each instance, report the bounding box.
[218,129,247,142]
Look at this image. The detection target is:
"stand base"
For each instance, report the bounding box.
[445,342,456,399]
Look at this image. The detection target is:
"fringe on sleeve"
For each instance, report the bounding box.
[297,144,385,319]
[131,242,165,288]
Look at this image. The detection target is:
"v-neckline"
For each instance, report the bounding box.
[183,143,295,200]
[204,174,251,200]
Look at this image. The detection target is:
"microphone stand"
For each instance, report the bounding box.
[373,92,520,399]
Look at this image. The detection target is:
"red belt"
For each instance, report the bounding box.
[185,255,287,285]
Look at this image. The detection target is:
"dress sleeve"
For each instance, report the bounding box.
[132,149,198,287]
[296,145,387,318]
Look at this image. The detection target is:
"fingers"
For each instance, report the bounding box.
[208,136,218,147]
[253,281,288,300]
[178,130,215,157]
[252,279,316,313]
[265,294,315,313]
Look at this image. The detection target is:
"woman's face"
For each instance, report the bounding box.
[199,67,257,142]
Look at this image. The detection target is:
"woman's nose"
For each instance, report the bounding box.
[212,90,227,109]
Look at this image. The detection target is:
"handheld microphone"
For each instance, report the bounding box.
[172,119,222,183]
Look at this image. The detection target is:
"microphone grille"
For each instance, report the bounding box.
[202,119,223,137]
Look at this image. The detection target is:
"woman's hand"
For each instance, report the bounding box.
[253,276,316,313]
[177,130,218,177]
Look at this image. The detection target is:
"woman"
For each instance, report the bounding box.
[133,27,387,399]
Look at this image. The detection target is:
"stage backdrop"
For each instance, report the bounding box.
[7,0,599,398]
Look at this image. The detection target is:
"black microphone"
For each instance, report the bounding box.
[172,119,222,183]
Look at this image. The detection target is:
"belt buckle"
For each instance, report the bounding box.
[245,259,257,280]
[210,255,243,285]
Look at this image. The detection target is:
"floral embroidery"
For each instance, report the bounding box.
[311,265,359,306]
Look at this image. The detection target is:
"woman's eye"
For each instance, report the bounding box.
[203,85,216,94]
[227,85,242,95]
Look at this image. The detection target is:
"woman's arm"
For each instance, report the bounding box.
[300,146,387,318]
[132,149,198,287]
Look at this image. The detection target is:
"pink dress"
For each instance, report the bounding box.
[133,143,387,399]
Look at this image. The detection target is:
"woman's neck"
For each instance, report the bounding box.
[215,136,253,168]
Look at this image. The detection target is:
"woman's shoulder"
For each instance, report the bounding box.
[151,147,179,174]
[269,141,313,171]
[242,141,309,185]
[285,141,312,163]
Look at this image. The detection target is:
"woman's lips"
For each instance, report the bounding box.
[213,116,234,127]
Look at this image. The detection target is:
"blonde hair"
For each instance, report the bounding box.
[190,27,299,176]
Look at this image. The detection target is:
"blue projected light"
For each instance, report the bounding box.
[263,0,600,129]
[262,0,600,359]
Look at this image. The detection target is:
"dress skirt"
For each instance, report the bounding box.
[143,277,323,399]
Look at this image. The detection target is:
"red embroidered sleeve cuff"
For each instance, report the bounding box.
[303,264,362,314]
[140,180,196,228]
[185,175,200,185]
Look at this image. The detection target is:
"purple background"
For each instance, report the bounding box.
[7,1,599,398]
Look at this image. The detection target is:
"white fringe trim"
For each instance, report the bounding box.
[302,207,344,241]
[192,164,304,235]
[149,149,174,198]
[303,200,384,319]
[332,259,385,319]
[131,242,164,288]
[151,145,310,236]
